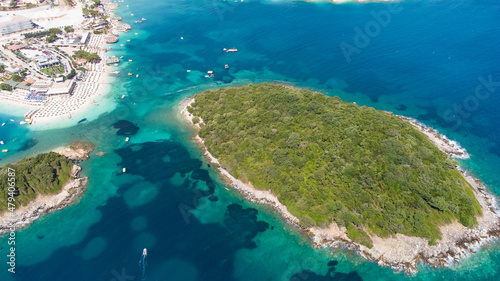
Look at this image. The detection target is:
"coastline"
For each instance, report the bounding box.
[0,2,123,131]
[180,96,500,274]
[0,165,88,235]
[0,143,93,235]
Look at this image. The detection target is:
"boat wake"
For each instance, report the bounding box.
[139,248,148,281]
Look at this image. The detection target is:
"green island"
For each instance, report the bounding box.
[0,152,74,211]
[188,83,482,247]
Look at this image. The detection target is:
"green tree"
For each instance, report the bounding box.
[49,28,62,35]
[0,83,12,91]
[66,69,76,79]
[11,74,24,82]
[64,26,74,33]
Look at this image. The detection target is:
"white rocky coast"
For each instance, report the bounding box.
[180,96,500,274]
[0,143,94,235]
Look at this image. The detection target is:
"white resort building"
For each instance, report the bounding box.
[45,80,76,98]
[34,54,61,69]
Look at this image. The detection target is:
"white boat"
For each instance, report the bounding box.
[120,56,124,59]
[0,141,4,145]
[136,74,139,78]
[143,248,147,255]
[129,59,133,62]
[9,119,14,122]
[121,95,126,99]
[125,137,129,142]
[1,123,5,126]
[131,13,134,16]
[142,18,147,21]
[135,33,138,35]
[122,167,127,173]
[120,44,124,46]
[19,121,26,125]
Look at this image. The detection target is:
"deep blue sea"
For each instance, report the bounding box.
[1,0,500,280]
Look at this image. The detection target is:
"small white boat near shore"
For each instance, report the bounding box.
[1,123,5,126]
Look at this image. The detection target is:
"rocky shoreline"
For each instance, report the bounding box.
[0,165,88,235]
[0,143,93,235]
[180,96,500,274]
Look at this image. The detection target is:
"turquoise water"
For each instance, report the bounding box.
[1,0,500,280]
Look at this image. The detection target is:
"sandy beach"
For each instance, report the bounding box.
[180,95,500,274]
[0,3,123,131]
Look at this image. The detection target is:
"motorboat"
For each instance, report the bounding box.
[143,248,147,255]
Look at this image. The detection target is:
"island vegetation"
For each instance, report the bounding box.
[188,83,482,247]
[0,152,74,211]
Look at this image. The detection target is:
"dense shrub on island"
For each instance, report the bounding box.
[190,83,481,247]
[0,152,74,211]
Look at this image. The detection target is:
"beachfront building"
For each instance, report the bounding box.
[34,54,61,69]
[66,32,90,45]
[80,32,90,45]
[0,16,34,35]
[45,80,76,98]
[30,80,54,93]
[3,80,30,91]
[75,58,87,66]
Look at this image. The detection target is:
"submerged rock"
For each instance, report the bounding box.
[112,120,140,136]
